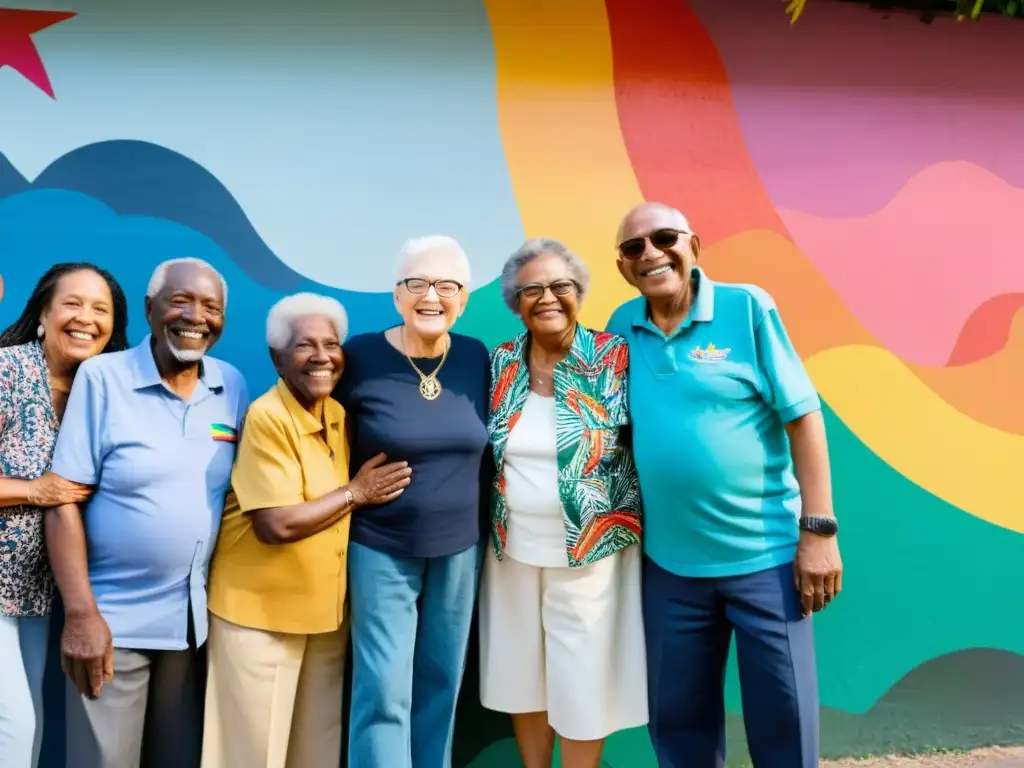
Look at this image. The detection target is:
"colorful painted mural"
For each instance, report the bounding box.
[2,0,1023,765]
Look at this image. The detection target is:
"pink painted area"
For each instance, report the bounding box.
[687,0,1024,218]
[779,162,1024,366]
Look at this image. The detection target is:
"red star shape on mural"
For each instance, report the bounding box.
[0,7,75,99]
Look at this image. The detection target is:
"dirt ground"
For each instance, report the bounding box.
[821,747,1024,767]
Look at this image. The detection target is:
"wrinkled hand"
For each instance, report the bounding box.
[349,453,412,506]
[27,473,92,507]
[794,530,843,617]
[61,611,113,699]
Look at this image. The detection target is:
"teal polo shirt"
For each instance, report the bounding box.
[606,267,820,578]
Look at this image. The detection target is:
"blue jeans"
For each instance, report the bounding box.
[347,541,481,768]
[643,557,819,768]
[0,614,50,768]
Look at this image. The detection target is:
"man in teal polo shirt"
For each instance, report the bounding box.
[606,202,843,767]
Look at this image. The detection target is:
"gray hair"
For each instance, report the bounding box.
[500,238,590,313]
[395,235,472,287]
[146,258,228,307]
[266,293,349,351]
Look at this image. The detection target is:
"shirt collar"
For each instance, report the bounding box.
[275,378,340,436]
[631,266,715,336]
[512,323,592,362]
[130,334,224,391]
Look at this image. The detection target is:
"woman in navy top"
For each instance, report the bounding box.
[334,235,490,768]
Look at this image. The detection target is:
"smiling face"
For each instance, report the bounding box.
[616,205,700,301]
[273,314,344,409]
[146,263,225,366]
[393,249,467,344]
[515,251,579,338]
[39,269,115,367]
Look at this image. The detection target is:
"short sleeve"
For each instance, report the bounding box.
[619,341,630,425]
[603,336,630,429]
[231,408,305,513]
[755,307,820,423]
[234,377,251,432]
[50,365,105,485]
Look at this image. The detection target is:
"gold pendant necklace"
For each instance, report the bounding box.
[401,328,450,401]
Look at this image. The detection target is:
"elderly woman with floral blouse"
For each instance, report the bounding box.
[0,263,129,767]
[480,238,647,768]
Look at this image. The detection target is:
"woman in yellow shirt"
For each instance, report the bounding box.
[201,293,412,768]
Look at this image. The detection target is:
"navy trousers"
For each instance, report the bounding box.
[643,557,819,768]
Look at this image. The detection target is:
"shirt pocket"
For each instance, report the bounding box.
[682,360,759,405]
[299,442,341,502]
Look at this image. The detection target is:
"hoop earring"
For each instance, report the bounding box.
[37,324,44,339]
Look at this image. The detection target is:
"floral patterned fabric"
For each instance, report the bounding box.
[0,342,58,617]
[488,325,642,568]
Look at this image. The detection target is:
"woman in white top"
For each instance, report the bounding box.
[481,238,648,768]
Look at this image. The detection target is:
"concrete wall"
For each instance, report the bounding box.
[2,0,1022,764]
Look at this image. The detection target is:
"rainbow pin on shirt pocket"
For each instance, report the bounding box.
[210,423,238,443]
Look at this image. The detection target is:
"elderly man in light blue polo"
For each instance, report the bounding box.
[606,202,843,768]
[45,257,249,768]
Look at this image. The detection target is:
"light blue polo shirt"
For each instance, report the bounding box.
[607,267,820,578]
[51,336,249,650]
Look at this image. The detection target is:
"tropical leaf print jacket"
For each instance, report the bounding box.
[488,325,642,568]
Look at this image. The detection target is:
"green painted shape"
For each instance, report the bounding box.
[456,277,524,349]
[729,402,1024,715]
[464,738,521,767]
[462,649,1024,767]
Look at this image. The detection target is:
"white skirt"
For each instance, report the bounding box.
[478,544,649,741]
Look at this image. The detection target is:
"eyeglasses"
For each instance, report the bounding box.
[397,278,464,298]
[515,279,579,301]
[618,228,689,260]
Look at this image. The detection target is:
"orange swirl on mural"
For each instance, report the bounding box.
[708,229,1024,439]
[807,337,1024,535]
[483,0,643,328]
[709,229,1024,532]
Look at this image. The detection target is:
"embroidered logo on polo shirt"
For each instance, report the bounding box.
[210,423,238,443]
[689,343,731,363]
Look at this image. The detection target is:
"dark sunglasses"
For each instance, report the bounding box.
[618,228,689,260]
[515,279,579,301]
[397,278,463,298]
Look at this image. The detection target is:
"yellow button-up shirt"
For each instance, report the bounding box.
[208,379,350,635]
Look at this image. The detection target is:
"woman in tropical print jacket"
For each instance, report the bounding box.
[478,238,648,768]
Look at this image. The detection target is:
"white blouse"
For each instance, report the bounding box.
[502,392,567,567]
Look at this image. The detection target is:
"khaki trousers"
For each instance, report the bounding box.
[200,614,347,768]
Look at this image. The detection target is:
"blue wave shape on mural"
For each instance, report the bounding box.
[3,141,321,293]
[0,188,399,393]
[0,154,28,198]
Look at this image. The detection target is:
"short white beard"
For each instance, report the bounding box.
[165,335,207,363]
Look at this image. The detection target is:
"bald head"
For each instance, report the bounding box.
[616,202,692,245]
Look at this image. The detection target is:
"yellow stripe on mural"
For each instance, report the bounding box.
[484,0,644,328]
[807,345,1024,533]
